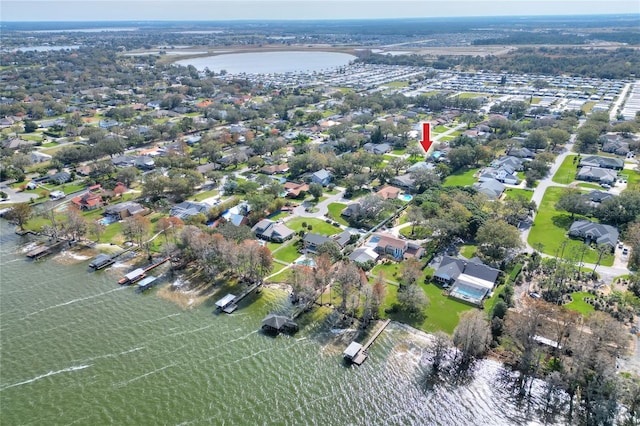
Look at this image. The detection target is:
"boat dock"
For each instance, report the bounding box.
[343,319,391,366]
[89,248,132,270]
[215,282,261,314]
[136,275,158,292]
[26,240,66,260]
[118,256,169,285]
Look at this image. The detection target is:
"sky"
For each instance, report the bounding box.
[2,0,639,22]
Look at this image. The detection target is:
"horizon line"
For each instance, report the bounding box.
[3,13,639,24]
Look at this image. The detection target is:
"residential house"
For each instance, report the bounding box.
[479,166,520,185]
[31,151,52,163]
[221,201,250,227]
[302,233,333,253]
[251,219,295,242]
[284,182,309,198]
[576,166,617,185]
[111,155,155,170]
[348,247,379,265]
[47,171,72,185]
[196,163,221,174]
[375,185,401,200]
[104,201,147,220]
[371,232,424,260]
[568,220,619,250]
[491,156,524,171]
[583,190,615,205]
[579,155,624,170]
[170,201,210,220]
[506,146,536,159]
[341,203,362,218]
[3,138,36,150]
[71,191,103,211]
[261,164,289,175]
[391,173,415,190]
[433,256,500,305]
[602,139,630,156]
[363,142,391,155]
[407,162,436,173]
[473,178,505,200]
[333,230,353,248]
[311,169,332,186]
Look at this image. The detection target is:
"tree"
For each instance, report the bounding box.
[400,257,422,288]
[122,215,150,247]
[315,240,342,263]
[63,206,88,241]
[397,283,429,318]
[427,331,452,375]
[116,167,139,188]
[308,182,323,201]
[333,261,362,314]
[406,205,425,236]
[389,157,409,175]
[452,310,491,371]
[524,130,548,150]
[475,219,523,264]
[5,202,31,230]
[555,190,592,219]
[23,120,38,133]
[90,221,106,243]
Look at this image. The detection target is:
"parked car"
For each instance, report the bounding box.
[529,292,542,299]
[623,248,629,255]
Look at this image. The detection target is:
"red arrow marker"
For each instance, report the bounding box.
[419,122,433,154]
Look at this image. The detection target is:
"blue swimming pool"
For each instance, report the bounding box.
[295,257,316,267]
[450,284,487,302]
[97,216,118,226]
[398,194,413,202]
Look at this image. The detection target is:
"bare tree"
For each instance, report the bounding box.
[63,206,88,241]
[90,221,105,243]
[5,202,31,231]
[428,331,452,375]
[452,310,491,371]
[122,215,150,247]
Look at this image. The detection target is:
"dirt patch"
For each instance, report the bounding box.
[54,245,98,265]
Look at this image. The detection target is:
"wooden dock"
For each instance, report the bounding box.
[26,240,66,260]
[345,319,391,366]
[118,256,170,285]
[89,248,132,270]
[216,282,261,314]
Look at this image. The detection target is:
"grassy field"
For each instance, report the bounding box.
[190,189,218,202]
[272,242,301,263]
[577,183,602,190]
[460,244,478,258]
[327,203,349,226]
[504,188,534,201]
[565,291,595,315]
[386,81,409,88]
[286,217,341,235]
[552,155,579,184]
[443,168,479,187]
[528,187,613,266]
[382,282,474,334]
[371,262,402,282]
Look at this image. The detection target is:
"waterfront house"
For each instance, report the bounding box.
[434,256,500,305]
[71,191,103,211]
[568,220,619,250]
[104,201,147,220]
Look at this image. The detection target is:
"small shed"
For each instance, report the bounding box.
[343,342,363,361]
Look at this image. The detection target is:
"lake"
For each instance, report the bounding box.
[175,51,356,75]
[0,220,553,425]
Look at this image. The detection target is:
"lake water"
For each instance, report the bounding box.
[175,51,356,75]
[0,220,554,425]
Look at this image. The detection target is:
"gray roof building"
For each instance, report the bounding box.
[579,155,624,170]
[568,220,619,249]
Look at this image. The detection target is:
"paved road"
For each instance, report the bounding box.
[518,120,630,283]
[610,82,632,122]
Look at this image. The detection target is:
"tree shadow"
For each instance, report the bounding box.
[551,213,574,230]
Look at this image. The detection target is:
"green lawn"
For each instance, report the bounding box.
[371,262,402,282]
[565,291,595,315]
[191,189,218,202]
[382,282,475,334]
[392,149,406,156]
[286,217,341,235]
[504,188,534,201]
[272,242,301,263]
[386,81,409,88]
[327,203,349,226]
[577,183,602,190]
[269,211,290,221]
[266,267,292,283]
[443,168,479,187]
[41,142,59,148]
[620,169,640,191]
[399,225,430,239]
[552,155,579,184]
[460,244,478,258]
[528,187,613,266]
